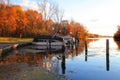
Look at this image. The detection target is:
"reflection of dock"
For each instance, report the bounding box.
[23,45,65,54]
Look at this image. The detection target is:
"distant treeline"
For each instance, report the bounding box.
[114,25,120,40]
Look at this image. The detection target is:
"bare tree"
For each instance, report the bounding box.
[38,0,56,21]
[0,0,4,4]
[38,0,64,22]
[38,0,64,35]
[0,0,10,5]
[54,5,64,23]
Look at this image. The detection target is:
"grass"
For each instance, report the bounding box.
[0,37,33,43]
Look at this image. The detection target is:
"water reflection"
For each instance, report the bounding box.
[85,39,110,71]
[106,53,110,71]
[0,43,83,76]
[1,38,117,80]
[85,52,87,62]
[61,52,66,74]
[114,39,120,49]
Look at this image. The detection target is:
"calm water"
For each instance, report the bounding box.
[64,38,120,80]
[0,38,120,80]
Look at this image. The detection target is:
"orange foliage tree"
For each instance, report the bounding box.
[0,4,89,39]
[25,10,43,37]
[0,4,43,37]
[15,6,28,37]
[0,5,8,36]
[67,21,88,40]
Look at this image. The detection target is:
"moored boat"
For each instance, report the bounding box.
[32,35,65,46]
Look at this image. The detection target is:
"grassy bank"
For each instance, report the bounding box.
[0,37,33,43]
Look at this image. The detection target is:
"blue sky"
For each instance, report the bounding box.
[11,0,120,36]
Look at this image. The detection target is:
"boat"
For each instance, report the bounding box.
[63,35,75,46]
[32,35,65,50]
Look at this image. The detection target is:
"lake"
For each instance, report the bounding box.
[64,38,120,80]
[0,38,120,80]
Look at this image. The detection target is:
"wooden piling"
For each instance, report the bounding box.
[106,39,110,71]
[85,40,88,53]
[106,39,109,55]
[85,40,88,61]
[61,52,66,74]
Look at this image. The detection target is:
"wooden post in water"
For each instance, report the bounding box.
[85,40,88,61]
[49,39,51,50]
[106,39,110,71]
[75,46,78,56]
[61,52,66,74]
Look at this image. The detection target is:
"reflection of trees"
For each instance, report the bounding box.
[0,52,63,75]
[0,39,99,65]
[0,39,99,75]
[0,53,54,67]
[65,38,99,59]
[65,43,84,59]
[114,39,120,49]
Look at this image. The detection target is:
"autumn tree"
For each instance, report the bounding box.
[14,6,28,38]
[68,20,88,40]
[6,6,17,36]
[0,2,89,39]
[67,22,73,35]
[25,10,43,37]
[0,4,43,37]
[0,5,8,36]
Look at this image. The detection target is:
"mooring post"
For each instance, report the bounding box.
[106,39,110,71]
[106,39,109,55]
[61,52,66,74]
[47,40,49,50]
[85,40,88,61]
[49,39,51,50]
[76,46,78,56]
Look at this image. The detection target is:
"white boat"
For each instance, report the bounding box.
[32,39,64,46]
[32,35,65,50]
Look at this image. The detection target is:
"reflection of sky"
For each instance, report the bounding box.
[1,38,120,80]
[65,38,120,80]
[88,38,120,57]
